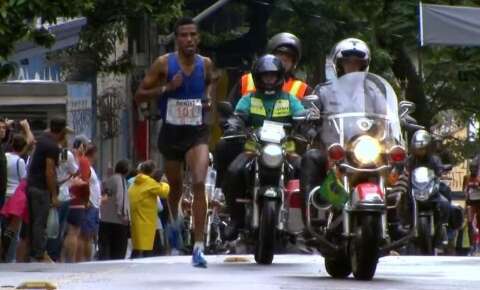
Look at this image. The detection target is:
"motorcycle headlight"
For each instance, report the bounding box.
[261,144,283,168]
[352,136,382,165]
[413,188,430,202]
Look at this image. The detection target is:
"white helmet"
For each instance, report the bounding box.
[331,38,370,76]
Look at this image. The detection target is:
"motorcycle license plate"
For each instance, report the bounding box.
[259,121,286,143]
[166,98,203,126]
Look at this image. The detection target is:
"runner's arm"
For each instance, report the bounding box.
[134,55,169,103]
[204,57,217,104]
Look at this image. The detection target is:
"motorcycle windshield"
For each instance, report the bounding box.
[319,72,403,148]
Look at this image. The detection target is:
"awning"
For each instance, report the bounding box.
[420,3,480,46]
[0,96,66,106]
[0,81,67,106]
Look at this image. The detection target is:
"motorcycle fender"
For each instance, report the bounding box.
[352,183,385,208]
[259,187,283,199]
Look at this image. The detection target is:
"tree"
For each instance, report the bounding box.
[48,0,185,80]
[0,0,95,79]
[0,0,184,80]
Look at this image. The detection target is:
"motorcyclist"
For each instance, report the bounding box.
[222,54,306,240]
[215,33,312,191]
[299,38,373,219]
[405,129,454,244]
[228,32,312,107]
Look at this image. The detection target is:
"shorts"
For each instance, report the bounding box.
[81,206,100,235]
[67,208,86,227]
[158,123,210,161]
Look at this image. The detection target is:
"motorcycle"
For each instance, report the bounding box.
[219,104,303,264]
[408,166,449,255]
[301,72,415,280]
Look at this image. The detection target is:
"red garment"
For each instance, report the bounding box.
[1,179,29,223]
[69,156,91,206]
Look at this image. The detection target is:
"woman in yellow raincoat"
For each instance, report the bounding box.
[129,161,169,254]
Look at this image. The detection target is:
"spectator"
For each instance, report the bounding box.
[129,161,169,258]
[0,119,8,208]
[98,160,130,260]
[78,144,100,261]
[0,134,27,262]
[47,138,78,261]
[63,135,91,262]
[26,118,72,262]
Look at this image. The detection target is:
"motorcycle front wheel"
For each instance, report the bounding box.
[416,215,434,255]
[350,213,382,280]
[254,199,278,265]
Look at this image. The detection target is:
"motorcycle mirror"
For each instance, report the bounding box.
[217,101,234,117]
[399,101,416,118]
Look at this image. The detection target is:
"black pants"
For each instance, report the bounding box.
[213,138,245,188]
[222,153,252,226]
[299,148,328,221]
[98,221,129,260]
[27,186,51,259]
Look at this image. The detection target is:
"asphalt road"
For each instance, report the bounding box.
[1,255,479,290]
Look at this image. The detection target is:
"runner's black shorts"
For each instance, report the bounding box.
[158,123,210,161]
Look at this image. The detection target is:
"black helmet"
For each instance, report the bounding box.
[252,54,285,96]
[267,32,302,66]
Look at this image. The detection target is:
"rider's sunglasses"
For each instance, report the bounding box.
[341,49,366,59]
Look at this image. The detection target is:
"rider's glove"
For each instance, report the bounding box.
[223,116,245,137]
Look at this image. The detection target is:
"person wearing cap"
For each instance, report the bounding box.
[63,134,91,262]
[228,32,312,108]
[25,118,71,262]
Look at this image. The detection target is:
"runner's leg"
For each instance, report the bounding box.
[186,144,209,243]
[165,161,183,220]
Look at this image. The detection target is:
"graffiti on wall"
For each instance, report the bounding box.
[67,83,92,139]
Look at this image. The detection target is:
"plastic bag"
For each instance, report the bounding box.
[46,208,60,239]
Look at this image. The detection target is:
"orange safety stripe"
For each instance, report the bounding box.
[284,78,308,99]
[289,81,302,97]
[240,73,256,96]
[241,74,308,99]
[295,82,308,100]
[282,78,294,93]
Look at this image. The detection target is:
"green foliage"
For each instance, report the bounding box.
[265,0,480,160]
[54,0,184,76]
[0,0,184,79]
[0,0,95,79]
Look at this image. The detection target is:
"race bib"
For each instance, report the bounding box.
[166,98,203,126]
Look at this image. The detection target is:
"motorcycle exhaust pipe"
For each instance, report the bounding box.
[306,191,339,252]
